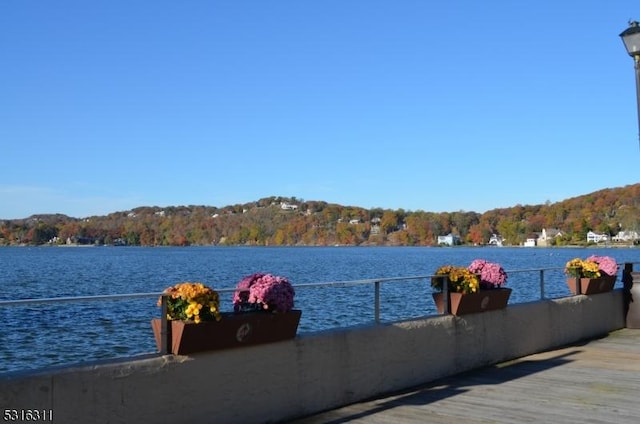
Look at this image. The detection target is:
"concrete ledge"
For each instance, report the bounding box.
[0,290,625,424]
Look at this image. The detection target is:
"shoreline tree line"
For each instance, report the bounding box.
[2,184,640,247]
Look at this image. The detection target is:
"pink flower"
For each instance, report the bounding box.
[586,255,618,277]
[233,273,295,313]
[468,259,487,274]
[468,259,507,289]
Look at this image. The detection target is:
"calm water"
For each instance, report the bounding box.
[1,245,638,374]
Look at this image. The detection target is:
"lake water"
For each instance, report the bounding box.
[1,245,638,374]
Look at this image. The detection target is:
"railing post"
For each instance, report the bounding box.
[374,280,380,324]
[160,294,170,355]
[576,271,582,295]
[539,269,545,300]
[443,276,450,315]
[623,262,634,291]
[623,263,634,325]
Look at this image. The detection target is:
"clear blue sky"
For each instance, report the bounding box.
[2,1,639,219]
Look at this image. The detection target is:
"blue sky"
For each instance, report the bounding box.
[1,1,639,219]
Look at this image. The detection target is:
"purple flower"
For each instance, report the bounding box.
[468,259,507,289]
[233,273,295,313]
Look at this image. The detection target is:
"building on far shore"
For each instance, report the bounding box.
[613,230,640,242]
[586,231,608,243]
[537,228,563,247]
[437,233,460,246]
[488,234,504,246]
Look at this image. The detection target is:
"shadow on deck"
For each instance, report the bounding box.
[288,329,640,424]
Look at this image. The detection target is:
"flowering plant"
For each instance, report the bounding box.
[431,265,480,294]
[159,282,221,324]
[564,258,601,278]
[468,259,508,289]
[586,255,618,277]
[233,273,295,313]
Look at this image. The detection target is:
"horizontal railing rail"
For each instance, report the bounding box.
[0,264,632,309]
[0,292,165,307]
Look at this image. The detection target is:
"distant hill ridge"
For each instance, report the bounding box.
[2,184,639,247]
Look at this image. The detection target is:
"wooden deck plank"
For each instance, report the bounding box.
[287,329,640,424]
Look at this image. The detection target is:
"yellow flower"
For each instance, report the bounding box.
[432,265,480,294]
[581,261,600,278]
[185,304,195,318]
[565,258,601,278]
[159,281,222,324]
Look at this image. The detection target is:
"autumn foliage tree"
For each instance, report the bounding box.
[2,185,640,247]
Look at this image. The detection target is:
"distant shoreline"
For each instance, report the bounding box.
[0,243,637,249]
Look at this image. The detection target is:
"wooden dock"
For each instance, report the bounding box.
[288,328,640,424]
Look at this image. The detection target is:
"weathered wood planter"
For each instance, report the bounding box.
[151,310,302,355]
[433,288,512,316]
[565,276,616,295]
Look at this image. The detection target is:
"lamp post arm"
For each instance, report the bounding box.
[635,56,640,148]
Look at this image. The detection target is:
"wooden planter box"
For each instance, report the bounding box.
[151,310,302,355]
[433,288,512,316]
[565,276,616,295]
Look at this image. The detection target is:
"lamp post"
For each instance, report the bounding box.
[620,20,640,144]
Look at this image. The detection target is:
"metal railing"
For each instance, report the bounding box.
[0,264,635,357]
[0,265,633,312]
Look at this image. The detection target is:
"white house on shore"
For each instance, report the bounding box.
[613,230,640,242]
[437,233,460,246]
[587,231,609,243]
[488,234,504,246]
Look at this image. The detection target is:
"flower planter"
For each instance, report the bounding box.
[565,276,616,295]
[151,309,302,355]
[432,288,512,316]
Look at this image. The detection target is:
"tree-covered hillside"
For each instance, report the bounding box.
[2,185,640,247]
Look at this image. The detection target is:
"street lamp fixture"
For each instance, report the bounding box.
[620,20,640,144]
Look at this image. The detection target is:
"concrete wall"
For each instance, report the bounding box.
[0,290,625,424]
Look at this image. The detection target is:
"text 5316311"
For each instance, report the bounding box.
[3,410,53,422]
